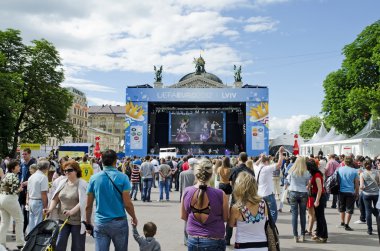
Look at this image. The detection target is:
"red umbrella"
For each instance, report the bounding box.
[293,134,299,155]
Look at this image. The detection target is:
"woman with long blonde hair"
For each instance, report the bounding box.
[181,158,229,250]
[228,171,269,250]
[286,156,311,243]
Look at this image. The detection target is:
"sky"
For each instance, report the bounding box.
[1,0,379,138]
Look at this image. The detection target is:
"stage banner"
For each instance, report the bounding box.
[125,101,148,156]
[246,102,269,156]
[126,88,268,103]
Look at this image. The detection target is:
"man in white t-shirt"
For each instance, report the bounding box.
[151,156,160,188]
[253,146,285,222]
[27,159,49,233]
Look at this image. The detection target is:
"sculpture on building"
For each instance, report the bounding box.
[234,65,242,82]
[154,65,163,82]
[194,56,206,74]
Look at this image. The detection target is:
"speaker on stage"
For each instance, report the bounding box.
[150,113,156,146]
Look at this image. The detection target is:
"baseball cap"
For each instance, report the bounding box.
[133,160,141,166]
[188,158,198,165]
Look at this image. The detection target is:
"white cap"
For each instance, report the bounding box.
[188,158,198,166]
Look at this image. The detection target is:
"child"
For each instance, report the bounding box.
[133,222,161,251]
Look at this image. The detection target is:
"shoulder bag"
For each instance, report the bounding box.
[104,171,123,197]
[264,200,280,251]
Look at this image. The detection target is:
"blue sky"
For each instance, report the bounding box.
[1,0,379,138]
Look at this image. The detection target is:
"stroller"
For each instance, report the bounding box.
[22,218,69,251]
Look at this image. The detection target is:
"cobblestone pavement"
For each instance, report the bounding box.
[5,187,380,250]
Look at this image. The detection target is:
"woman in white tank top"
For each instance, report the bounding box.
[228,171,268,250]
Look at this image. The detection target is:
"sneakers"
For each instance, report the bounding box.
[345,225,354,231]
[299,235,305,242]
[294,236,299,243]
[316,237,327,243]
[353,220,366,224]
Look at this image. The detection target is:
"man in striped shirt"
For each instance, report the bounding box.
[130,161,141,201]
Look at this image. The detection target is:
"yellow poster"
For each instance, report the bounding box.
[59,151,85,159]
[20,144,41,150]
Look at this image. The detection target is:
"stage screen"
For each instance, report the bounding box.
[169,112,226,144]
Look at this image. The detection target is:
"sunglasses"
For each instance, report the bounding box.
[64,168,75,173]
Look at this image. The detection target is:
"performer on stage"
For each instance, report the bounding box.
[200,120,210,141]
[210,121,220,137]
[176,118,191,142]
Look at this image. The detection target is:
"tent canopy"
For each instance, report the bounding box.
[307,123,328,144]
[350,117,380,139]
[270,134,304,147]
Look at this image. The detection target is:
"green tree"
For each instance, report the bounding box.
[0,29,75,158]
[322,20,380,136]
[299,116,323,139]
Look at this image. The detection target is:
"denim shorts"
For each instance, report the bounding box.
[187,236,226,251]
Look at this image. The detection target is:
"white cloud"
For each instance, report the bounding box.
[244,16,279,33]
[0,0,287,89]
[87,97,124,106]
[270,115,311,139]
[62,78,116,93]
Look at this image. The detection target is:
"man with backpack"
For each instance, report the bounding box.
[337,156,359,231]
[325,154,340,208]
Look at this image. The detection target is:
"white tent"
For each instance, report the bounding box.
[300,117,380,158]
[269,134,304,156]
[307,123,328,144]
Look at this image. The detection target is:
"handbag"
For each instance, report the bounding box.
[264,201,280,251]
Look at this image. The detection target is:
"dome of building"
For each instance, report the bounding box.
[179,72,223,84]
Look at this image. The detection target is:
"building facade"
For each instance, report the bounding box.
[87,127,121,152]
[47,87,88,147]
[88,105,125,152]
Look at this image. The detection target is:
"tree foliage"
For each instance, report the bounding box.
[0,29,75,158]
[299,116,323,139]
[322,20,380,136]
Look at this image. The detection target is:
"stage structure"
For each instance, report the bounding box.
[125,57,269,157]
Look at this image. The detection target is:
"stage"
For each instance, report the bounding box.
[125,87,269,157]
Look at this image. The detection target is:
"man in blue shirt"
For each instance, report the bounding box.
[86,150,138,251]
[337,156,359,231]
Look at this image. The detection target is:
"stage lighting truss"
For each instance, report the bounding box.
[153,107,243,114]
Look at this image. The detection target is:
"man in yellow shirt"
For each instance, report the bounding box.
[80,156,94,182]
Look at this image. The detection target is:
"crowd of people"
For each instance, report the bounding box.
[0,147,379,250]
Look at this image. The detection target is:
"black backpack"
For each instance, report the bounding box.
[325,170,340,195]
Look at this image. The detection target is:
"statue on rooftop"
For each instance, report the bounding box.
[154,65,163,82]
[234,65,242,82]
[194,56,206,75]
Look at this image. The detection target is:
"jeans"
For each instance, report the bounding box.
[56,223,85,251]
[28,199,43,234]
[377,209,380,243]
[187,236,226,251]
[159,179,170,200]
[263,194,278,223]
[358,192,366,222]
[130,182,139,200]
[314,194,328,239]
[142,178,153,202]
[289,191,308,237]
[362,193,379,233]
[326,193,338,207]
[94,219,129,251]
